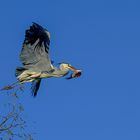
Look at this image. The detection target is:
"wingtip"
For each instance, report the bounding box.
[31,79,41,97]
[32,22,38,26]
[32,22,43,29]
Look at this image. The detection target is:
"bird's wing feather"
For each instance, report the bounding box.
[20,22,53,72]
[31,79,41,97]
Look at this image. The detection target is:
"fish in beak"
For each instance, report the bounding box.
[66,65,82,79]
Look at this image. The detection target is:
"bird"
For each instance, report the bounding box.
[13,22,82,96]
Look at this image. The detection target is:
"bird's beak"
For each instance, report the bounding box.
[66,65,82,79]
[67,65,77,71]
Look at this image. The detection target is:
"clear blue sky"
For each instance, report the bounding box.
[0,0,140,139]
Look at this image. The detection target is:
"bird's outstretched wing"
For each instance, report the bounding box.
[20,22,54,72]
[31,79,41,97]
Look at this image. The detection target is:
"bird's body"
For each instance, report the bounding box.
[13,22,82,96]
[16,65,69,83]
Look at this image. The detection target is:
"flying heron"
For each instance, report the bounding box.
[11,22,81,96]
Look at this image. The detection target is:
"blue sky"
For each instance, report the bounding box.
[0,0,140,139]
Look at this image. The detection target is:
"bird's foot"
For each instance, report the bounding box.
[0,85,15,91]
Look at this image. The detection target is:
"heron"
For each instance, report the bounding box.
[9,22,81,96]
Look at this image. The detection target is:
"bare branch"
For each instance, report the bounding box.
[0,85,35,139]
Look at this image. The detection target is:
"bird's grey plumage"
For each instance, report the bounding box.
[20,22,54,72]
[13,22,81,97]
[19,22,54,96]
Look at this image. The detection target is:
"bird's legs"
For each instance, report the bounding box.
[1,72,42,91]
[0,81,20,91]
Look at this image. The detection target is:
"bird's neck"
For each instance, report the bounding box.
[52,68,69,77]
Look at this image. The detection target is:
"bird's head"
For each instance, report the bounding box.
[59,63,82,79]
[59,63,75,71]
